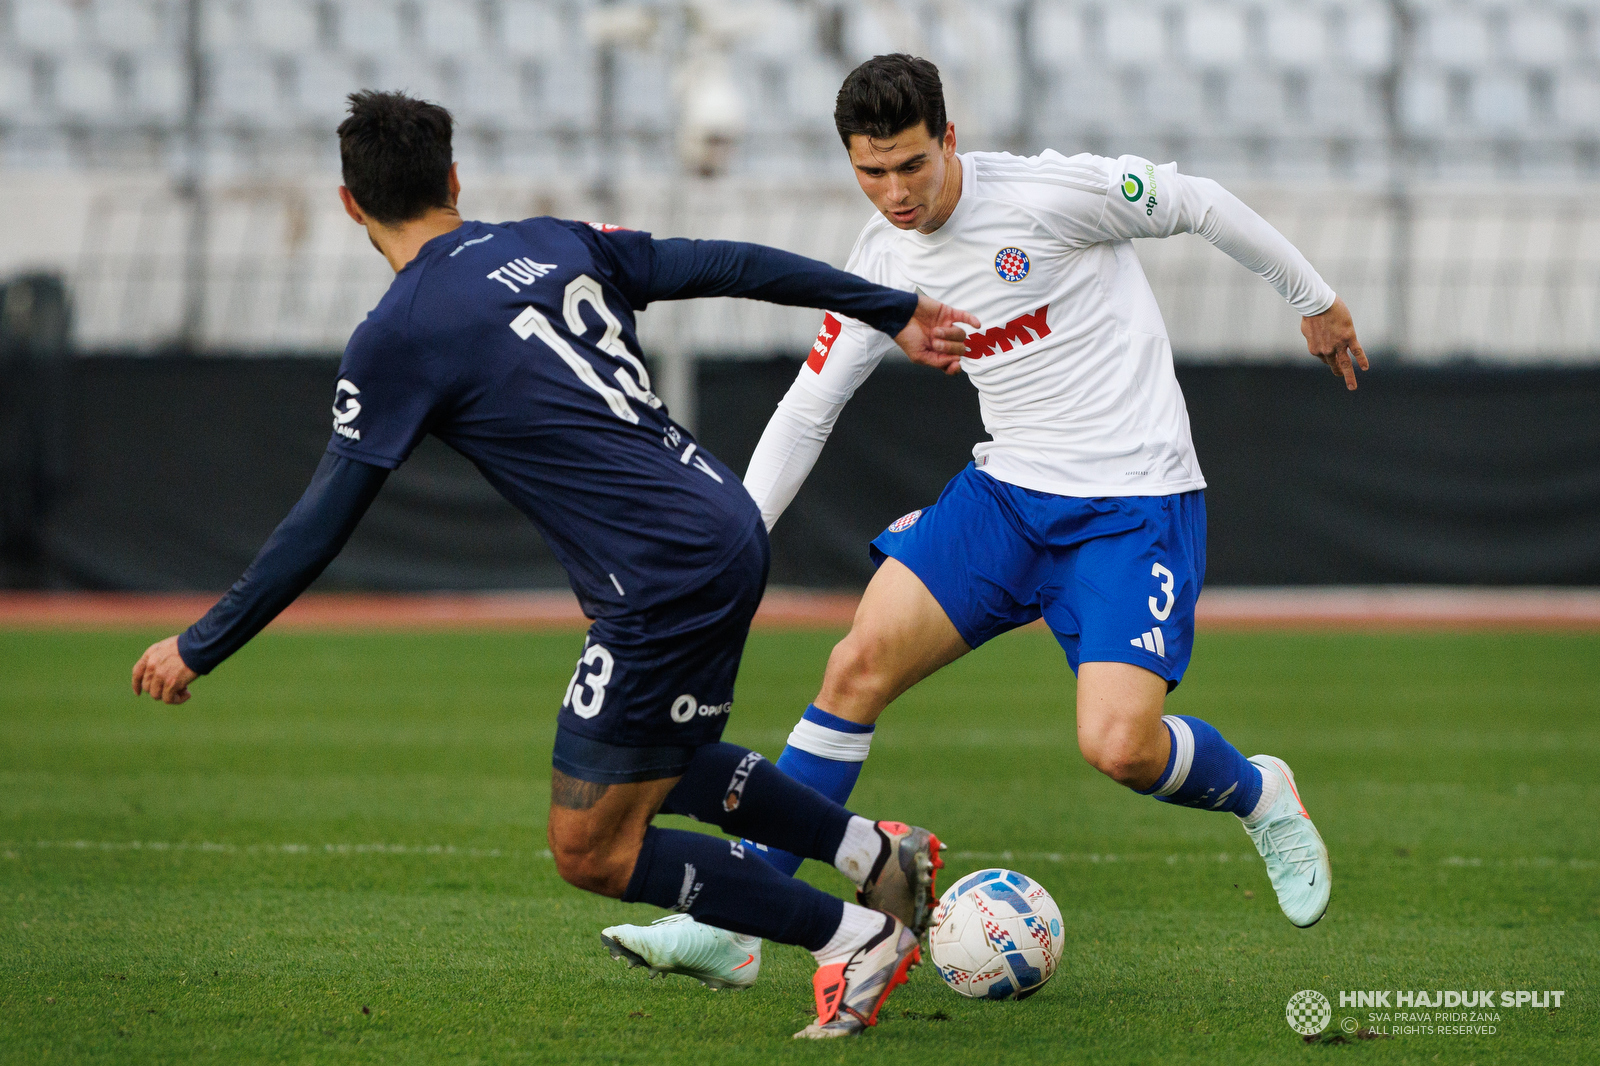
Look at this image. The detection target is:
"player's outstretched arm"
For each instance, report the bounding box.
[1300,296,1368,391]
[893,294,978,376]
[131,453,389,705]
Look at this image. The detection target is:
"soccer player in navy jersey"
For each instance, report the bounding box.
[129,91,977,1039]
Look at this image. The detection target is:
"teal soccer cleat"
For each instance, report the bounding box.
[601,914,761,990]
[1242,755,1331,928]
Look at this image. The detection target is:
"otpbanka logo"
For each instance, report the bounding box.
[1287,990,1332,1035]
[1122,164,1159,216]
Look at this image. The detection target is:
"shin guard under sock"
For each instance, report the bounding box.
[622,826,844,950]
[1138,714,1263,815]
[660,742,854,863]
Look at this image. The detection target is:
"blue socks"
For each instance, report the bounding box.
[743,705,875,876]
[1139,714,1263,816]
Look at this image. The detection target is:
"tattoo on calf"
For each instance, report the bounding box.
[552,770,610,810]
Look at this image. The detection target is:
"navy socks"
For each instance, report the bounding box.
[623,740,863,950]
[622,826,844,950]
[1138,714,1263,815]
[659,741,854,861]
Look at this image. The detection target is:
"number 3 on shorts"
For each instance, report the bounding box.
[564,643,615,719]
[1149,563,1175,621]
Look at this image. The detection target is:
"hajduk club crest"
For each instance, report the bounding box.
[994,247,1030,283]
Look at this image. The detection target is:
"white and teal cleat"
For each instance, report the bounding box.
[601,914,761,990]
[1242,755,1331,928]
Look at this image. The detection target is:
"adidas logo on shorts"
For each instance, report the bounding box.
[1131,626,1166,657]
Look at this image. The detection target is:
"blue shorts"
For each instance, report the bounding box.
[552,526,768,783]
[870,465,1206,689]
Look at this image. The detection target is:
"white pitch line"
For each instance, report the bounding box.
[2,842,1593,871]
[0,840,537,859]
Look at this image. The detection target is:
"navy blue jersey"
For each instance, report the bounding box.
[326,218,904,616]
[177,218,917,674]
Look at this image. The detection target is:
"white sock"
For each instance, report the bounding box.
[833,815,883,886]
[1241,764,1281,825]
[811,902,886,965]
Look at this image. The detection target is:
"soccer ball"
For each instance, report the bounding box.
[928,868,1064,1000]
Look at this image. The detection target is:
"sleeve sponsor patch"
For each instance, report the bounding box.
[808,313,841,373]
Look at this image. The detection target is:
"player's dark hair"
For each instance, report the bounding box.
[337,90,455,225]
[834,54,948,148]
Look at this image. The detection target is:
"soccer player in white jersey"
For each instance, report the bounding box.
[602,54,1364,989]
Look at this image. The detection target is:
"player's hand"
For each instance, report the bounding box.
[1300,296,1367,390]
[132,636,198,705]
[895,294,980,375]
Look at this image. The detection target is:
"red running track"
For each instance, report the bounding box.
[2,588,1599,631]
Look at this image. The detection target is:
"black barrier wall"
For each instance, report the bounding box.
[4,355,1598,591]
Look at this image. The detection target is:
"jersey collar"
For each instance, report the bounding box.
[900,153,976,249]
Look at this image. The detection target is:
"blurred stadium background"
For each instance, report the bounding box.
[1,0,1598,596]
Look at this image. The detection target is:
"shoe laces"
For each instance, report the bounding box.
[1260,817,1319,875]
[649,913,695,927]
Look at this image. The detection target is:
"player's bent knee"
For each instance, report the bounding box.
[1078,728,1161,789]
[822,632,896,705]
[549,838,634,898]
[546,821,640,898]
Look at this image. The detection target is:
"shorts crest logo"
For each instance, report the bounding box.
[1121,174,1144,202]
[994,247,1030,283]
[1286,990,1332,1035]
[889,509,923,532]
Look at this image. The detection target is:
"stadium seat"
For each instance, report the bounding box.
[1031,0,1090,71]
[12,0,82,51]
[208,50,281,125]
[451,61,521,127]
[90,0,165,53]
[1472,72,1531,131]
[501,0,567,60]
[1506,9,1572,66]
[1101,6,1167,66]
[1399,70,1451,133]
[1340,3,1397,72]
[1264,8,1326,69]
[614,50,673,132]
[1556,72,1600,133]
[134,55,186,121]
[53,54,117,119]
[296,52,367,125]
[253,1,324,55]
[0,54,34,117]
[1417,8,1492,67]
[1224,69,1286,129]
[419,0,484,58]
[1182,4,1249,67]
[339,0,406,57]
[1308,71,1385,135]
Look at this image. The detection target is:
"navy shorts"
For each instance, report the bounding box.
[870,464,1206,689]
[552,525,769,784]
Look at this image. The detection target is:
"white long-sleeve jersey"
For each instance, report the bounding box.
[742,150,1336,530]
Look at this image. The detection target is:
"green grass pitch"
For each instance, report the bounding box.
[1,626,1595,1064]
